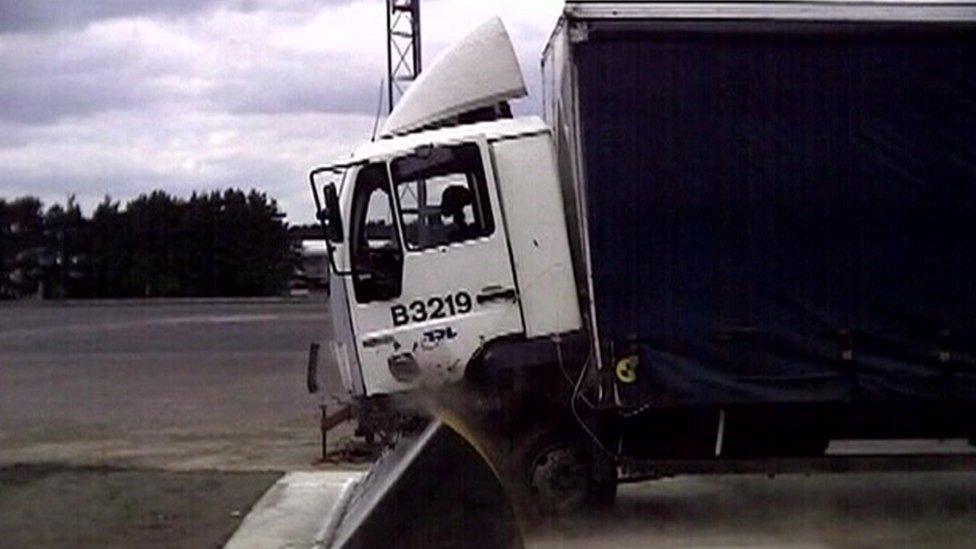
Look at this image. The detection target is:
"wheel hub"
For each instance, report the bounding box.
[528,444,590,512]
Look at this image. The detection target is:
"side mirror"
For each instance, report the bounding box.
[317,184,343,242]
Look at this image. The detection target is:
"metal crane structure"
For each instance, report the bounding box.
[386,0,421,113]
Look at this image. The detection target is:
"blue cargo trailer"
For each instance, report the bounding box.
[543,1,976,457]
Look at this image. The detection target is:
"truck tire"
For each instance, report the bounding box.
[511,426,617,514]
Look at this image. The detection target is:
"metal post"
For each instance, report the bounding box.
[320,404,329,461]
[385,0,421,113]
[412,0,421,75]
[385,0,394,114]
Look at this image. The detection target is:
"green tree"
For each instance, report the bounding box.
[41,196,87,299]
[0,197,45,298]
[1,189,295,299]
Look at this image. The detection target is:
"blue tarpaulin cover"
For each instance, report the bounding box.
[573,22,976,407]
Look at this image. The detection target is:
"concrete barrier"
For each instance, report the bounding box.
[225,471,364,549]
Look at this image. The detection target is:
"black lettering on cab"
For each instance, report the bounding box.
[389,291,472,327]
[391,304,409,327]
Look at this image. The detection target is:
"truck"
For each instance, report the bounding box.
[309,0,976,529]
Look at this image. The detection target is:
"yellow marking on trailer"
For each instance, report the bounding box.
[615,355,638,384]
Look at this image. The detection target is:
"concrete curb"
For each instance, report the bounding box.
[224,471,364,549]
[312,474,362,548]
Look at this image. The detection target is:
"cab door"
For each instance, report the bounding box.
[346,138,523,395]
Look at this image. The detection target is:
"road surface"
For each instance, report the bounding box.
[3,299,976,547]
[0,298,342,470]
[530,470,976,548]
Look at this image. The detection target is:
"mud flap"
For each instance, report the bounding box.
[325,419,523,549]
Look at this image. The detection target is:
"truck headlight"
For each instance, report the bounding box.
[388,353,420,383]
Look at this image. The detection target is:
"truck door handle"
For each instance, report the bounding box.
[476,288,517,304]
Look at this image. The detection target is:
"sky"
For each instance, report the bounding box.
[0,0,564,223]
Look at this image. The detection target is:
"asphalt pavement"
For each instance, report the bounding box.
[3,298,976,547]
[531,471,976,548]
[0,298,342,470]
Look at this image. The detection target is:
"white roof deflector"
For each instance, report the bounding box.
[380,16,527,137]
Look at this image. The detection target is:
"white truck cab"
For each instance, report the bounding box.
[311,18,581,399]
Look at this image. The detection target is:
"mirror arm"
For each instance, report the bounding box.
[308,171,353,277]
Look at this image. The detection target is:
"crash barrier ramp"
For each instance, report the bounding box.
[321,418,523,549]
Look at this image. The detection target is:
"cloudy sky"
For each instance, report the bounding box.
[0,0,564,223]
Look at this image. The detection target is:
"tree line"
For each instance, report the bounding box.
[0,189,296,299]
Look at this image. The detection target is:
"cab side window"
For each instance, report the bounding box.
[392,143,495,251]
[349,163,402,302]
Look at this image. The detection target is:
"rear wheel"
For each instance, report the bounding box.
[514,427,617,514]
[528,440,590,513]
